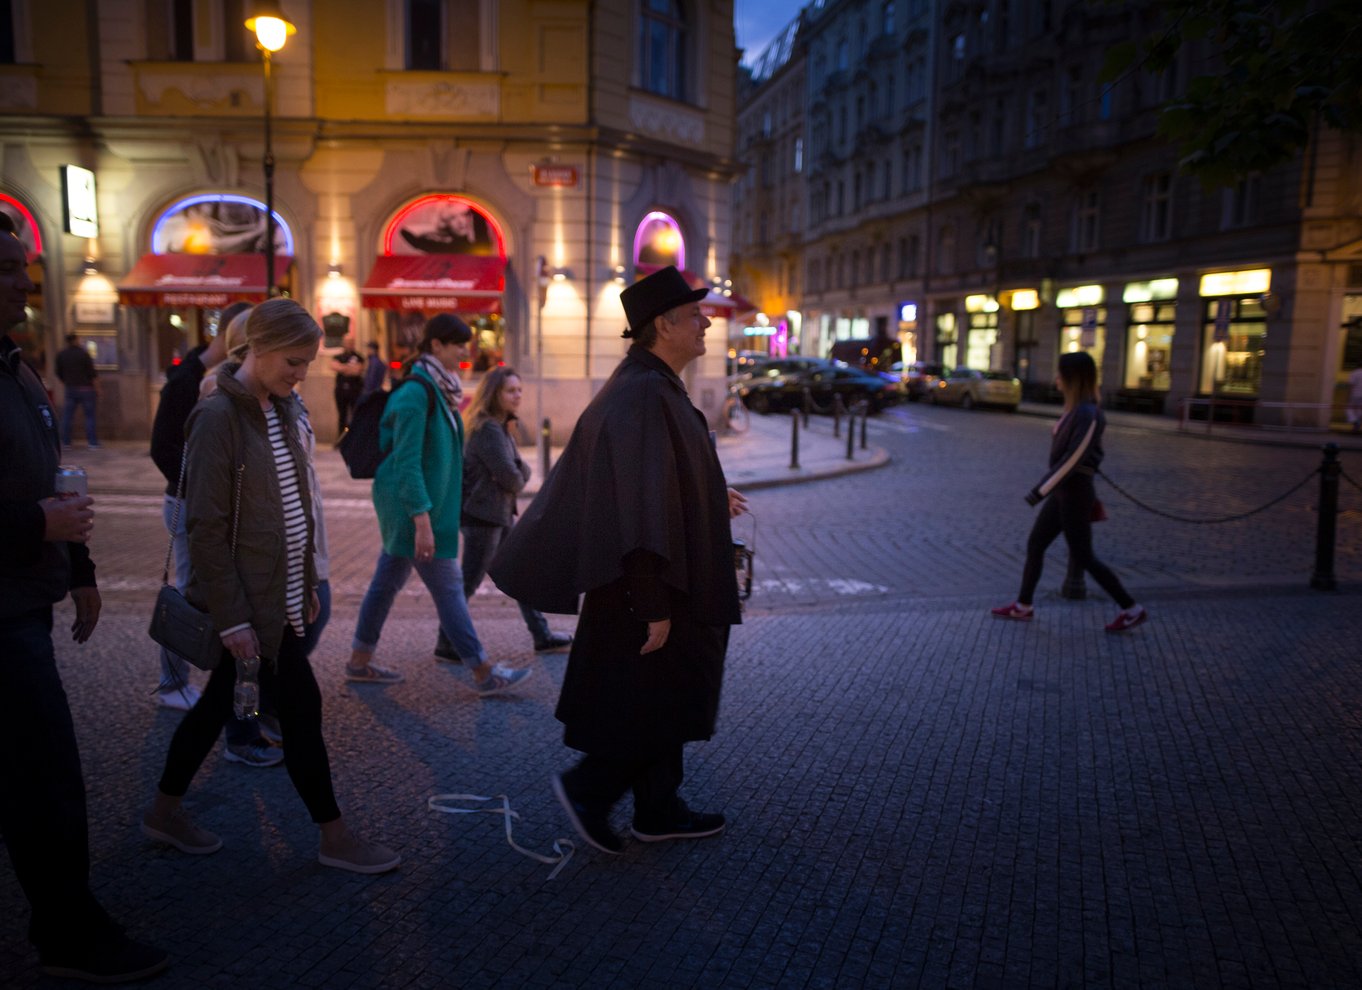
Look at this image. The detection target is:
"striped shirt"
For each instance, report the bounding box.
[265,405,308,636]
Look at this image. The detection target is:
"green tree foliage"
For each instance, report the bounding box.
[1100,0,1362,184]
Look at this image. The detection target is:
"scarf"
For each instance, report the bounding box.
[416,353,464,430]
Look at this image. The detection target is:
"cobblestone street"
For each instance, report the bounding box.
[3,408,1361,988]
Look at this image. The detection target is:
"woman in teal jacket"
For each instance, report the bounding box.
[345,314,531,696]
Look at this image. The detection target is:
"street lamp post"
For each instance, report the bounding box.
[246,1,295,298]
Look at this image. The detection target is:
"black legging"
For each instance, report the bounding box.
[157,628,341,823]
[1018,473,1134,609]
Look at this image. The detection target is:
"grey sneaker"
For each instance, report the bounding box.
[476,666,533,697]
[225,742,284,767]
[141,807,223,855]
[318,831,401,875]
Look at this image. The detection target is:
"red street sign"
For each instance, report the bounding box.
[532,164,578,187]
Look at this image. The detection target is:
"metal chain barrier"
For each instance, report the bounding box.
[1339,467,1362,494]
[1096,466,1320,524]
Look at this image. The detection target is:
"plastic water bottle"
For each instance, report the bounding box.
[233,655,261,719]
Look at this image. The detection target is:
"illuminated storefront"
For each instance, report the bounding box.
[1122,278,1178,392]
[1198,268,1271,396]
[963,293,998,369]
[1056,284,1106,368]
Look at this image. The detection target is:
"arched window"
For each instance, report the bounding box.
[640,0,686,100]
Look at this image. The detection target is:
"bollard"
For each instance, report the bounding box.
[860,402,869,450]
[1311,443,1340,590]
[789,409,801,469]
[846,405,856,460]
[832,394,844,437]
[540,418,552,482]
[801,388,811,427]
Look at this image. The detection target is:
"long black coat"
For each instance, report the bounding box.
[489,345,741,752]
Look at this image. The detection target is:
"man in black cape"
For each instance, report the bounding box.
[489,265,747,854]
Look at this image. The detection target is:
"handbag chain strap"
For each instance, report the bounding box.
[162,442,241,585]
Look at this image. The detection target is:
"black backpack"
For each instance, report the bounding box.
[337,376,438,479]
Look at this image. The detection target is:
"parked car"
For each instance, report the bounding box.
[727,350,769,376]
[738,364,900,414]
[931,368,1022,410]
[899,361,946,401]
[735,356,834,383]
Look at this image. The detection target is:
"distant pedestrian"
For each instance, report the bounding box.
[992,351,1147,632]
[141,298,399,875]
[148,302,249,713]
[490,265,747,854]
[1347,365,1362,433]
[55,333,99,449]
[0,211,169,982]
[330,335,364,433]
[431,366,573,662]
[361,340,387,397]
[346,313,531,696]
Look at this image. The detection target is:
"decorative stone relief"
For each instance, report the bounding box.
[628,95,704,144]
[386,80,499,118]
[0,77,37,111]
[138,71,260,109]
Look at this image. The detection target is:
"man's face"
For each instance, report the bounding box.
[656,302,711,368]
[0,235,35,332]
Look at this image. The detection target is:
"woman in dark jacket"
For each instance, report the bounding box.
[140,298,400,874]
[992,351,1147,632]
[432,367,572,661]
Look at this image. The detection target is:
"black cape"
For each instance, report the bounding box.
[489,345,742,752]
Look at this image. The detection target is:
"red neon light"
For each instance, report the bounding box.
[381,195,506,258]
[0,193,43,255]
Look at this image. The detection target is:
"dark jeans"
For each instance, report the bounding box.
[335,388,362,433]
[61,386,97,446]
[158,628,341,823]
[0,606,118,953]
[1018,474,1134,609]
[222,579,329,746]
[563,744,685,828]
[461,523,552,642]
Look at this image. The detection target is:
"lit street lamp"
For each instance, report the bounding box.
[246,1,295,298]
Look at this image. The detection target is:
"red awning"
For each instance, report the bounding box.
[117,254,292,307]
[360,255,506,313]
[634,264,756,319]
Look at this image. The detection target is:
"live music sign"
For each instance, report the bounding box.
[532,164,578,187]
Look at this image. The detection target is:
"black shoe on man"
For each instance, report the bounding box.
[552,772,622,854]
[631,807,726,843]
[40,930,170,984]
[534,632,574,654]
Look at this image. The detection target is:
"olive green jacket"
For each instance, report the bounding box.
[184,367,316,661]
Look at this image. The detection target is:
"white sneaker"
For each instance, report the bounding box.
[156,685,201,711]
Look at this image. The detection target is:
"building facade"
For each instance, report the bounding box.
[733,0,1362,425]
[0,0,742,442]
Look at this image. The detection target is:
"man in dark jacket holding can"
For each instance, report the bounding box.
[490,265,747,854]
[0,214,168,981]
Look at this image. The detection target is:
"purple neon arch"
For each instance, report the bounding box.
[633,211,685,270]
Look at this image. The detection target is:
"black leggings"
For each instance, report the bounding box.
[157,628,341,823]
[1018,473,1134,609]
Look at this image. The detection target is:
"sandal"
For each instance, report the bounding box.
[344,664,404,684]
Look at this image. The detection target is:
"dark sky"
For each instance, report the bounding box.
[735,0,803,64]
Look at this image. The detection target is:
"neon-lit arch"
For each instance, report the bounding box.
[0,192,43,257]
[633,211,685,270]
[151,193,294,255]
[382,195,506,258]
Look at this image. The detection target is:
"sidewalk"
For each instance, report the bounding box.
[69,405,891,500]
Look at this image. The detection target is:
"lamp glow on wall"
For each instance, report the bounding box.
[245,0,296,298]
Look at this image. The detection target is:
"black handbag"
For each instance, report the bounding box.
[147,446,240,671]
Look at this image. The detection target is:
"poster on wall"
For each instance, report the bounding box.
[152,195,288,255]
[389,196,500,256]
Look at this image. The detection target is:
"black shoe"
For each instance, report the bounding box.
[551,772,622,854]
[631,809,726,842]
[433,642,461,664]
[40,932,169,984]
[534,632,573,653]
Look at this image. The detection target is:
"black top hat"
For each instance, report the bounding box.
[620,266,709,338]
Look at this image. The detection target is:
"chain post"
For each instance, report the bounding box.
[540,418,551,482]
[846,405,856,460]
[860,402,869,449]
[832,394,844,437]
[1311,443,1340,590]
[790,408,800,469]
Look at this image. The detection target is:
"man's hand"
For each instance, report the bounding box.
[42,495,94,543]
[727,487,749,519]
[222,627,261,662]
[640,618,671,655]
[69,587,100,643]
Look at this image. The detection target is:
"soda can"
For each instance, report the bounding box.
[55,465,88,499]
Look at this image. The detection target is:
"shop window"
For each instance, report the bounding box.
[1200,296,1266,396]
[640,0,687,100]
[965,311,997,370]
[1059,305,1106,370]
[935,309,958,369]
[1124,301,1175,390]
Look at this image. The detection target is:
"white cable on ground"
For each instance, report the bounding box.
[427,793,575,880]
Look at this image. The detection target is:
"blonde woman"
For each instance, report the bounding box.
[142,298,399,874]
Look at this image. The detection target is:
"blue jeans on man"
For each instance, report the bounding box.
[61,386,98,447]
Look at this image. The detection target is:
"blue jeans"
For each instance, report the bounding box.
[353,551,487,666]
[0,606,119,954]
[61,386,97,446]
[462,524,552,643]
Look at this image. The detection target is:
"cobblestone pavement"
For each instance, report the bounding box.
[3,408,1361,988]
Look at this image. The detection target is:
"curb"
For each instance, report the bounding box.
[730,447,892,491]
